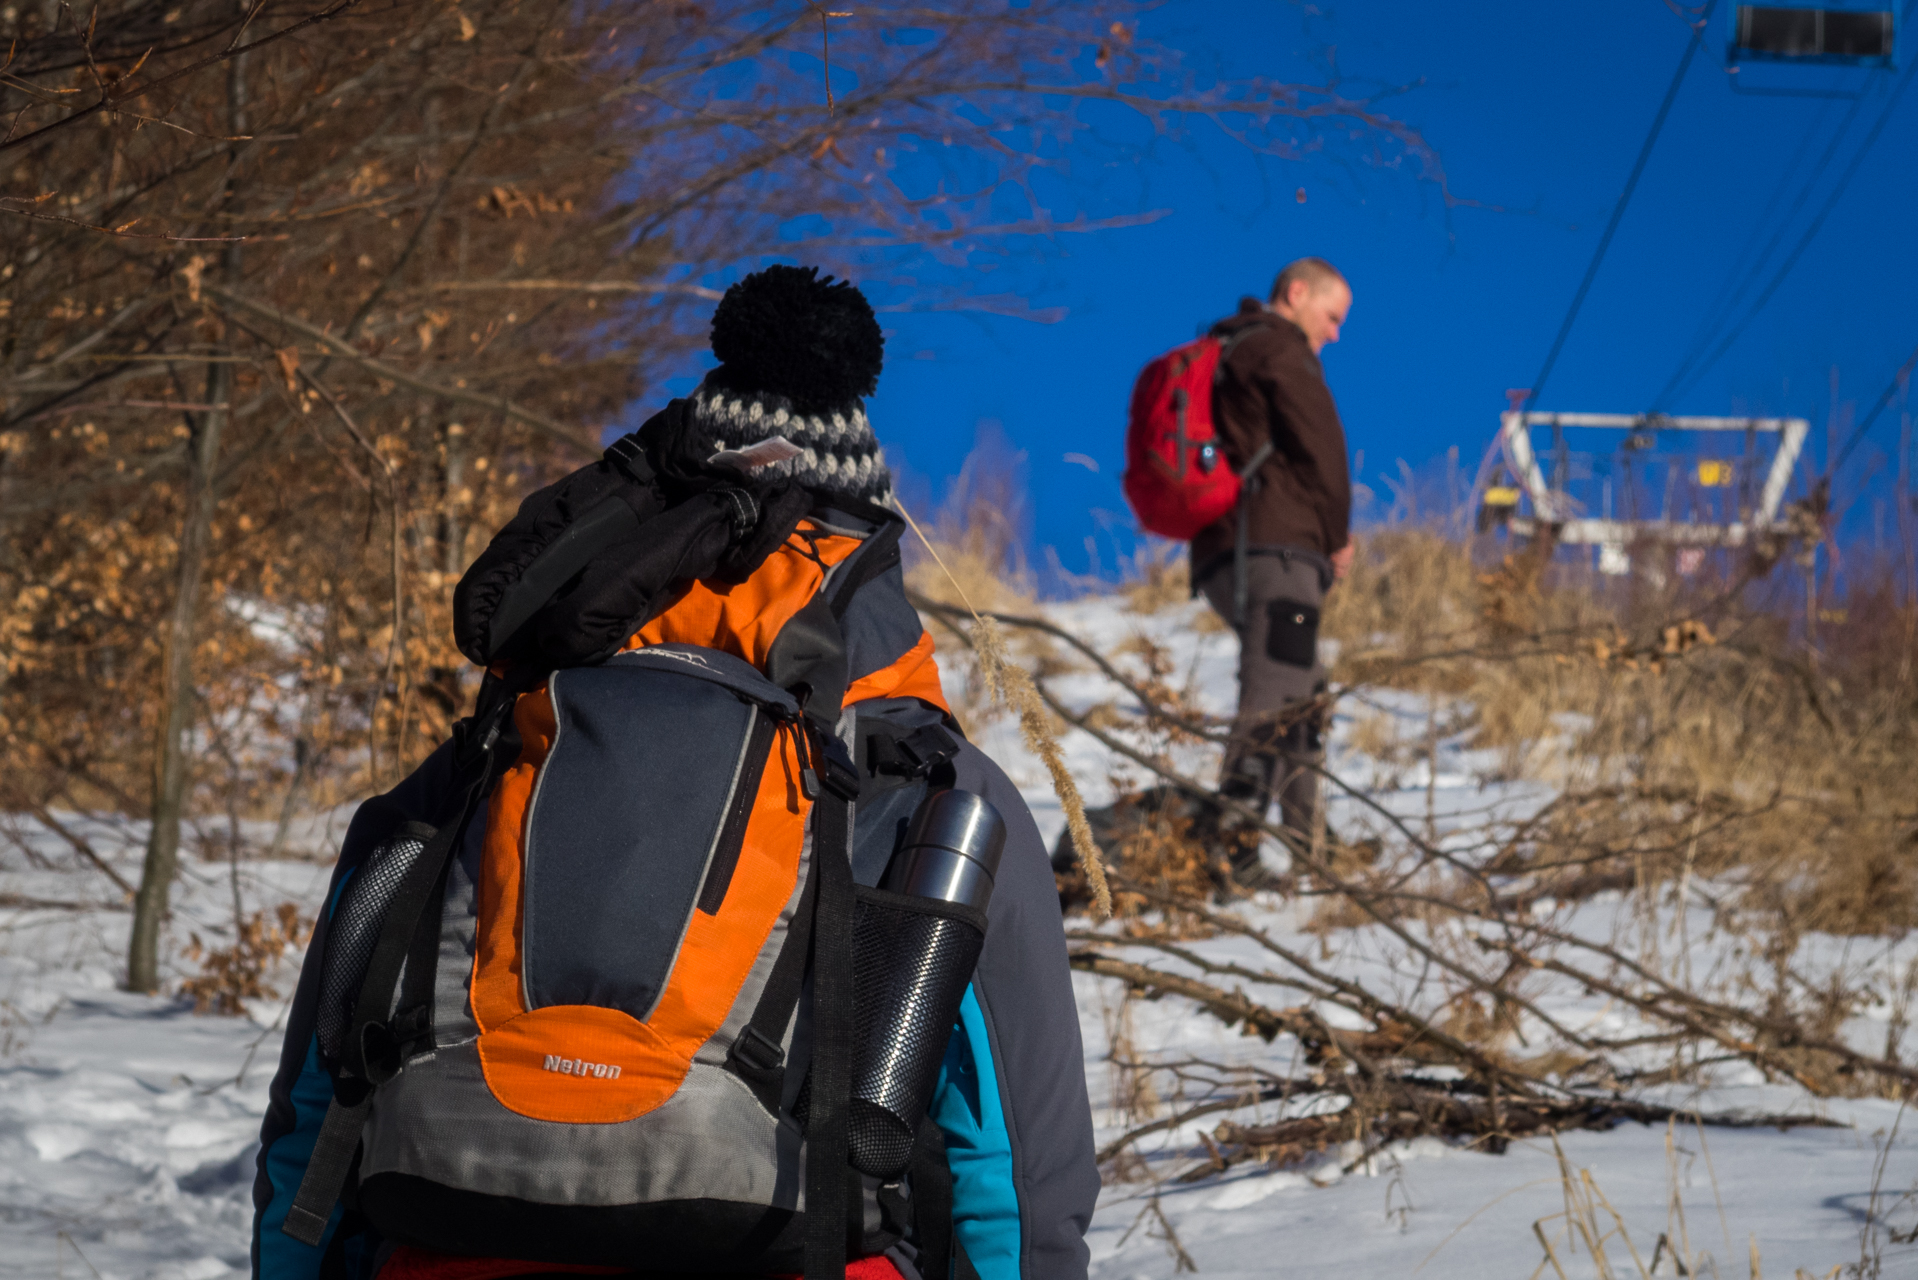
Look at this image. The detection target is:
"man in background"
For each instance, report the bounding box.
[1192,257,1354,888]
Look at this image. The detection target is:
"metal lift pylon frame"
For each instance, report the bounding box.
[1486,411,1810,557]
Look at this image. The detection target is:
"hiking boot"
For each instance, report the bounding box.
[1227,841,1284,894]
[1200,819,1282,898]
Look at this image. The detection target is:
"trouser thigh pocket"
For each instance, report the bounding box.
[1264,598,1320,669]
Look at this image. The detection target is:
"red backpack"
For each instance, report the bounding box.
[1121,330,1261,540]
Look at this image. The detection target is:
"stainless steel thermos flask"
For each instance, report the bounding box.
[845,788,1006,1178]
[881,788,1005,910]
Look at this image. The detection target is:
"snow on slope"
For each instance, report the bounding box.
[0,594,1912,1278]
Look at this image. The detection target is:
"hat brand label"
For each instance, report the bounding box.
[543,1053,622,1080]
[707,436,805,472]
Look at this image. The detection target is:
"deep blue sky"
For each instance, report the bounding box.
[685,1,1918,577]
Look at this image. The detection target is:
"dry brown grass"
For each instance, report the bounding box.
[1022,530,1918,1116]
[901,459,1044,734]
[1323,528,1918,942]
[1119,540,1200,617]
[890,468,1918,1237]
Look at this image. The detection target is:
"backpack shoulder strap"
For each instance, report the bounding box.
[804,746,859,1280]
[1212,320,1275,627]
[1213,322,1255,364]
[826,518,904,619]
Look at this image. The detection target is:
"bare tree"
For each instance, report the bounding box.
[0,0,1437,990]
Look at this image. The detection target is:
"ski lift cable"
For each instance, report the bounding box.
[1657,0,1918,409]
[1829,338,1918,473]
[1659,49,1918,409]
[1677,93,1839,344]
[1523,0,1719,411]
[1658,0,1918,409]
[1650,92,1861,409]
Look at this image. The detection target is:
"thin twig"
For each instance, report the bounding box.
[203,284,593,455]
[0,0,367,154]
[0,200,247,241]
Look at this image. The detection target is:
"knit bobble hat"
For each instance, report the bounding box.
[690,264,893,507]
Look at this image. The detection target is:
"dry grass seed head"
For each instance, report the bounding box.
[973,616,1112,919]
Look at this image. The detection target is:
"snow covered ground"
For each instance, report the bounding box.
[2,593,1914,1278]
[1073,910,1918,1278]
[0,814,332,1279]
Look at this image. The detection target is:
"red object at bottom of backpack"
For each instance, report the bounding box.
[378,1245,906,1280]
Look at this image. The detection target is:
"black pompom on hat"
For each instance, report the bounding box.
[691,264,892,506]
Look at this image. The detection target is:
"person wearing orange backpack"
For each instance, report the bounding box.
[1190,257,1355,887]
[249,267,1097,1280]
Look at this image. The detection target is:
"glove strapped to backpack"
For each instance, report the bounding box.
[453,398,815,671]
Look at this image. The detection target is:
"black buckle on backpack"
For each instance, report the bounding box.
[798,719,861,802]
[391,1004,434,1061]
[357,1020,404,1085]
[802,756,860,802]
[818,749,860,801]
[350,1005,431,1087]
[730,1025,785,1075]
[871,724,959,779]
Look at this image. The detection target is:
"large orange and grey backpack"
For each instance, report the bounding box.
[280,412,961,1279]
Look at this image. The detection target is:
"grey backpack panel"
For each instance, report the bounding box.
[524,661,767,1019]
[605,643,801,716]
[360,1042,801,1209]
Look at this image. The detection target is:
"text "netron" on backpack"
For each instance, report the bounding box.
[543,1054,623,1080]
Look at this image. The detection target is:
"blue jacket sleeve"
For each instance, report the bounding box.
[930,988,1023,1279]
[253,855,355,1279]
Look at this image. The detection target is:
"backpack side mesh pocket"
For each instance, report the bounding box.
[316,821,436,1064]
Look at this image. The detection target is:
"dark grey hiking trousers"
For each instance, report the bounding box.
[1198,551,1327,844]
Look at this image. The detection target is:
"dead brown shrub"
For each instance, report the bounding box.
[1120,541,1195,616]
[986,509,1918,1129]
[180,902,309,1015]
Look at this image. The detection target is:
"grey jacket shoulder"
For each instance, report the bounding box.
[856,697,1099,1280]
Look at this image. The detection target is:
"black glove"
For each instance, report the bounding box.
[453,400,811,670]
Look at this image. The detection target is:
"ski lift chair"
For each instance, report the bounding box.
[1728,5,1896,96]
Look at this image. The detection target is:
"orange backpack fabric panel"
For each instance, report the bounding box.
[470,685,556,1034]
[843,630,949,715]
[626,524,864,668]
[469,684,811,1124]
[462,519,948,1125]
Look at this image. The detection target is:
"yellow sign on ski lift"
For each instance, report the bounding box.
[1697,460,1734,487]
[1483,485,1521,507]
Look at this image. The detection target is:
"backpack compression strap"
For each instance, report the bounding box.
[1230,440,1276,629]
[879,1117,953,1280]
[282,669,539,1248]
[1199,323,1272,629]
[804,741,859,1280]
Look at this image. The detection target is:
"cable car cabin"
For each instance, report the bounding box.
[1732,6,1895,64]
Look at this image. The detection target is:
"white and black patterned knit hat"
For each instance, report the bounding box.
[690,265,892,507]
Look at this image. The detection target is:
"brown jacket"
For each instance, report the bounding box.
[1191,297,1352,573]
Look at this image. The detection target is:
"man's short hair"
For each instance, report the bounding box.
[1269,257,1347,306]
